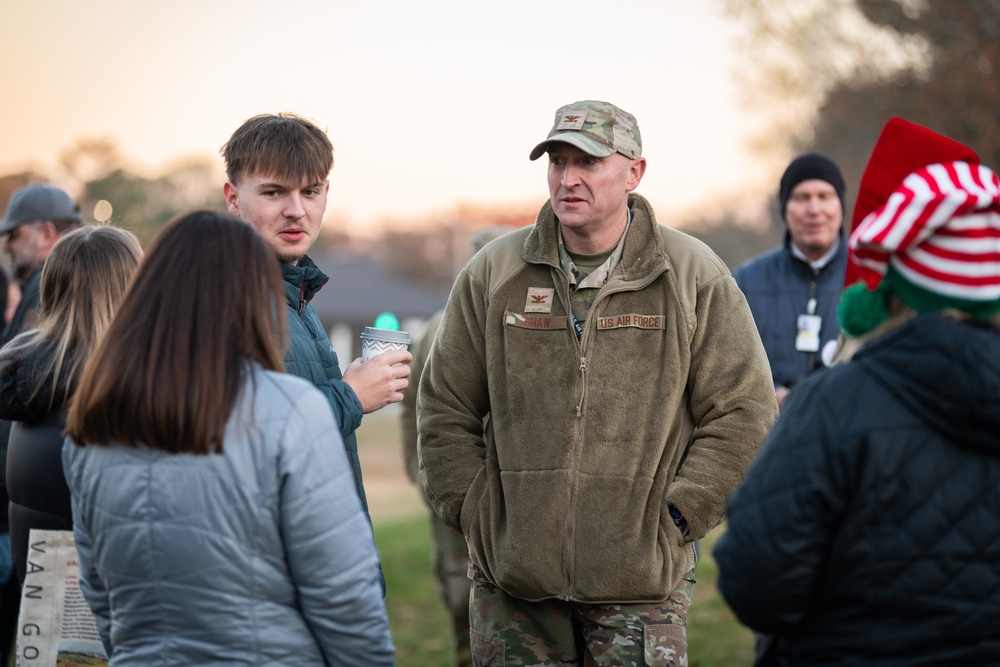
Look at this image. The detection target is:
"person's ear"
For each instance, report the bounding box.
[626,157,647,192]
[224,182,240,216]
[37,221,59,249]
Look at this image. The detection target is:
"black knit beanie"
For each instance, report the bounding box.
[779,152,846,218]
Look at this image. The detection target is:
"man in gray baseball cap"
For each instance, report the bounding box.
[0,183,83,343]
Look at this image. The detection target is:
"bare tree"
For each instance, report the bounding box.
[719,0,929,161]
[720,0,999,226]
[813,0,1000,199]
[59,137,123,186]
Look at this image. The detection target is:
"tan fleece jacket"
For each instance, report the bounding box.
[417,194,777,604]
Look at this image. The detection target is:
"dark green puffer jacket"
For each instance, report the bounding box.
[280,258,367,512]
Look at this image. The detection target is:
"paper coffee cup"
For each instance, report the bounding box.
[360,327,411,362]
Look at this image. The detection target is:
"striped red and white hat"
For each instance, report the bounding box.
[840,160,1000,336]
[845,117,979,289]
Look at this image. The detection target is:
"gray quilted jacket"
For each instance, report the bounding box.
[63,366,394,666]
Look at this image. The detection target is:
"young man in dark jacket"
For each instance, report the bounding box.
[221,113,411,549]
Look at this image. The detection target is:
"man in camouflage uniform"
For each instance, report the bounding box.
[400,226,514,667]
[417,101,777,665]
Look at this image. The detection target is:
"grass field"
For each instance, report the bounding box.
[374,515,754,667]
[361,411,755,667]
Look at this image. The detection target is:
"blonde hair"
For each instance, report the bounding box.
[1,225,142,410]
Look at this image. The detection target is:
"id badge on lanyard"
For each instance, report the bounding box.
[795,298,821,353]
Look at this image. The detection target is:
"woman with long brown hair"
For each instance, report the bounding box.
[63,211,393,666]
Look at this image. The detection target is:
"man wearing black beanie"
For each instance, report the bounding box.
[733,152,848,410]
[778,152,846,238]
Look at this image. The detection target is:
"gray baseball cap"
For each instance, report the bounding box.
[0,184,82,235]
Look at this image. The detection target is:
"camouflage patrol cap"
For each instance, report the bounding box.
[529,100,642,161]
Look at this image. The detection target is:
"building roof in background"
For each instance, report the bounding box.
[309,253,448,326]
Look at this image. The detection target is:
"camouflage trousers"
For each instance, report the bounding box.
[468,549,697,667]
[430,511,473,667]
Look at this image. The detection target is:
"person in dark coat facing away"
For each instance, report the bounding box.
[715,118,1000,666]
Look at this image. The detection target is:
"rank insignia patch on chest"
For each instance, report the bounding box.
[524,287,555,313]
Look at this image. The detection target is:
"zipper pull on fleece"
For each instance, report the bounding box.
[576,356,587,416]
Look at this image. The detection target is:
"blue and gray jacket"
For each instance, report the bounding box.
[733,234,847,388]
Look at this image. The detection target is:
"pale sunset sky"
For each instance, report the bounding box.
[0,0,770,232]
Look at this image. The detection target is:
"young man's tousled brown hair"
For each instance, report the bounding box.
[221,113,334,185]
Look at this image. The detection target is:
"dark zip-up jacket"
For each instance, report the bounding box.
[280,258,367,510]
[733,234,847,388]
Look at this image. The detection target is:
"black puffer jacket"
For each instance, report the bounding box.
[715,313,1000,666]
[0,338,75,582]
